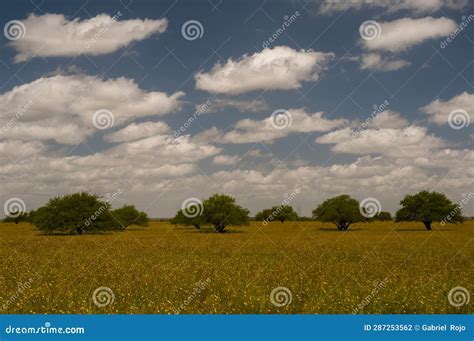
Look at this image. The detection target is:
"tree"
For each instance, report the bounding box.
[30,192,120,235]
[202,194,249,233]
[170,208,205,229]
[271,205,299,223]
[395,190,463,230]
[112,205,149,229]
[312,195,365,231]
[256,205,298,223]
[255,208,273,221]
[374,211,392,221]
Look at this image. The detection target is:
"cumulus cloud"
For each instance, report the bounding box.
[360,53,411,71]
[213,154,240,165]
[195,46,334,95]
[105,121,170,143]
[319,0,467,14]
[317,125,445,158]
[421,92,473,125]
[0,74,184,144]
[370,111,410,129]
[10,13,168,62]
[220,108,348,144]
[198,98,269,113]
[362,17,457,52]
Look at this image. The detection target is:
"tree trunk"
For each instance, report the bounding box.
[423,221,432,230]
[214,224,226,233]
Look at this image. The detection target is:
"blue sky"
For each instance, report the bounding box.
[0,0,472,217]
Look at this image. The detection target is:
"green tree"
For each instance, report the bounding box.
[312,195,365,231]
[395,190,463,230]
[112,205,149,229]
[30,192,120,235]
[255,206,298,223]
[202,194,249,233]
[170,208,205,229]
[271,205,299,223]
[374,211,392,221]
[255,208,273,221]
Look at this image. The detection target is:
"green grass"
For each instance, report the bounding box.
[0,220,472,314]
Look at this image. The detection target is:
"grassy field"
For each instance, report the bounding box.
[0,220,472,314]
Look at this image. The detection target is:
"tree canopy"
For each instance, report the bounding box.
[170,207,205,229]
[202,194,249,233]
[112,205,149,229]
[395,190,463,230]
[373,211,392,221]
[255,205,298,223]
[312,195,365,231]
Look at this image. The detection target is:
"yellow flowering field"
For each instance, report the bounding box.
[0,220,472,314]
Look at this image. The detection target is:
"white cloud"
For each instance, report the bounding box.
[362,17,457,52]
[370,111,410,129]
[213,154,240,166]
[317,125,445,158]
[105,121,170,143]
[319,0,467,14]
[199,98,269,113]
[195,46,334,95]
[10,13,168,62]
[220,108,348,144]
[0,74,184,144]
[421,92,473,124]
[360,53,411,71]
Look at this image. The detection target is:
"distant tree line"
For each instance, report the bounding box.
[3,190,466,234]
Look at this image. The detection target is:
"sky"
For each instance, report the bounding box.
[0,0,473,218]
